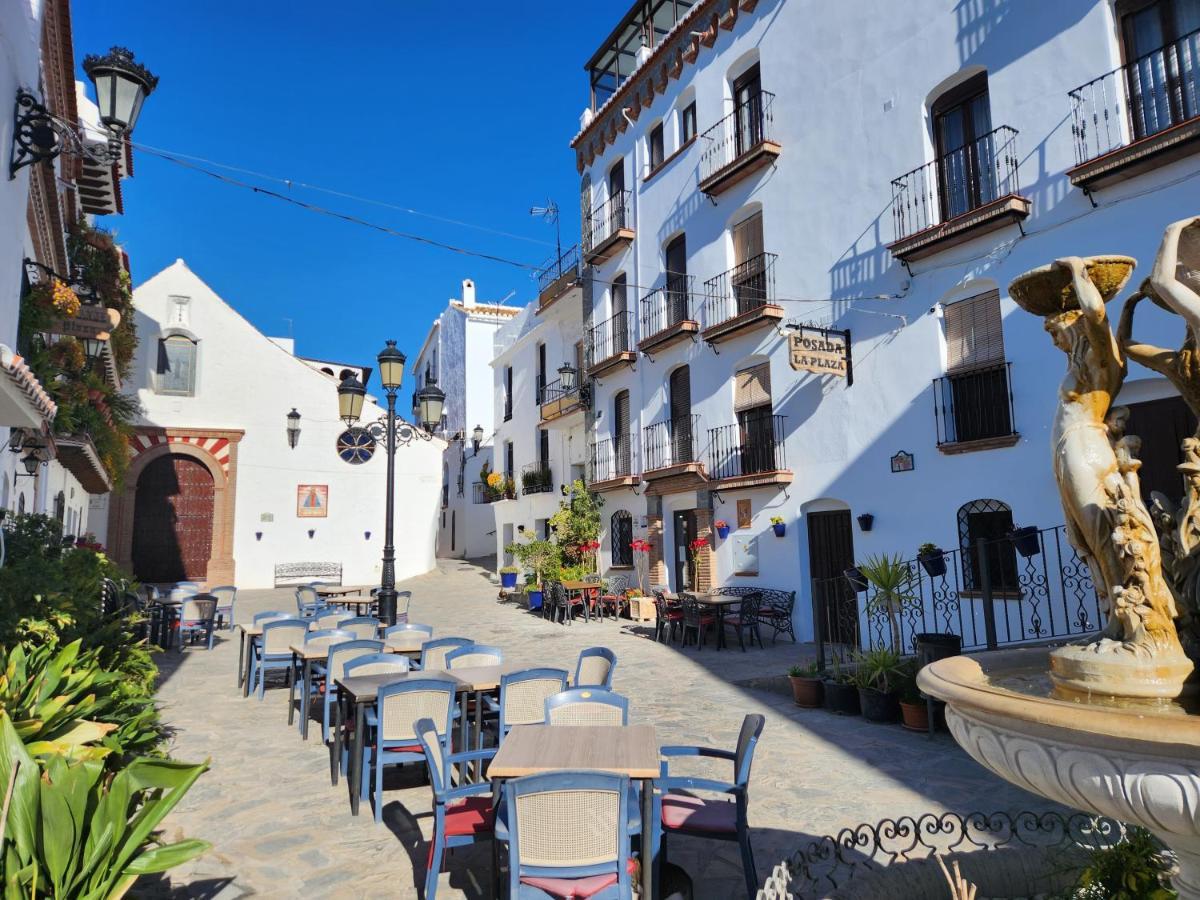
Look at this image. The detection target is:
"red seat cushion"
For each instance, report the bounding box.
[661,792,737,834]
[520,860,637,898]
[443,795,494,836]
[382,743,424,754]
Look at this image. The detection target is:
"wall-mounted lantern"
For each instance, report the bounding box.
[286,408,301,449]
[472,424,484,455]
[558,362,577,391]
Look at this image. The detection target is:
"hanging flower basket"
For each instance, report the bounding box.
[1009,526,1041,558]
[770,517,786,537]
[715,520,729,539]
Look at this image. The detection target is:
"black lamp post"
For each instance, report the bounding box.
[286,408,301,449]
[471,424,484,455]
[337,342,444,625]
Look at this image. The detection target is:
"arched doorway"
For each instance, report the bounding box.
[132,454,215,583]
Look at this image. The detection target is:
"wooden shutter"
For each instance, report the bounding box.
[614,390,630,436]
[944,290,1005,371]
[670,367,691,420]
[612,274,627,316]
[734,363,772,412]
[732,212,764,265]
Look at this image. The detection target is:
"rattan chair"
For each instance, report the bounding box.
[208,585,238,630]
[177,596,217,651]
[487,668,569,744]
[252,610,296,624]
[343,653,410,678]
[418,637,474,671]
[545,688,629,726]
[385,622,432,640]
[573,647,617,689]
[311,610,354,631]
[317,639,385,741]
[339,616,381,640]
[168,585,199,604]
[445,644,503,669]
[361,679,456,823]
[295,585,323,617]
[504,771,634,898]
[414,716,497,899]
[657,714,766,898]
[723,592,764,651]
[251,618,308,699]
[395,590,412,623]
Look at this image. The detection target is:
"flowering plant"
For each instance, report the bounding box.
[769,516,785,525]
[688,537,709,553]
[486,472,504,489]
[50,278,81,317]
[714,520,728,529]
[630,539,652,553]
[630,538,651,593]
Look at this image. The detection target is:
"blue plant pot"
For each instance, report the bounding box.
[773,523,786,537]
[500,571,518,589]
[716,525,730,539]
[527,590,543,610]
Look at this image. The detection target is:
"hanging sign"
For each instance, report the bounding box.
[789,326,852,383]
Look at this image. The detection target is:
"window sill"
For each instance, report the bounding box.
[644,137,696,185]
[937,432,1020,455]
[608,565,634,571]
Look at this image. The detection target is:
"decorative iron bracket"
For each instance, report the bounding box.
[10,89,121,180]
[361,414,436,448]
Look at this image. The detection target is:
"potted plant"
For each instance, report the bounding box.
[787,661,824,708]
[770,515,786,537]
[1009,525,1041,558]
[843,566,869,592]
[714,519,730,539]
[857,553,917,653]
[499,566,519,590]
[506,536,561,612]
[820,655,860,716]
[898,662,929,732]
[524,582,543,611]
[852,647,904,723]
[916,542,947,578]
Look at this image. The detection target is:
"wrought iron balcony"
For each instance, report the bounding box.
[643,414,702,473]
[472,481,493,504]
[589,434,638,491]
[583,190,634,263]
[587,310,636,377]
[933,361,1018,452]
[1068,27,1200,189]
[520,462,554,495]
[888,125,1029,263]
[699,90,780,195]
[639,274,698,354]
[707,413,790,487]
[539,376,587,425]
[701,252,781,342]
[536,244,580,312]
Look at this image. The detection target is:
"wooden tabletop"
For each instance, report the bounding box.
[316,585,373,598]
[688,592,744,607]
[443,662,521,691]
[336,670,461,702]
[561,580,601,590]
[489,724,659,779]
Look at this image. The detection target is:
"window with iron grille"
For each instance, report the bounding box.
[938,291,1013,444]
[957,498,1018,592]
[611,511,634,566]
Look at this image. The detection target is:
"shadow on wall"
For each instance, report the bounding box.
[954,0,1092,71]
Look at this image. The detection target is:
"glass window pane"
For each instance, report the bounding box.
[158,337,196,395]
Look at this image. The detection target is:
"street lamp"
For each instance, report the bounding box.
[16,453,40,478]
[82,336,105,365]
[471,424,484,455]
[286,408,301,449]
[82,47,159,134]
[558,362,577,392]
[333,340,439,626]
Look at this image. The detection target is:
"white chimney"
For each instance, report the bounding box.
[580,107,594,129]
[462,278,476,307]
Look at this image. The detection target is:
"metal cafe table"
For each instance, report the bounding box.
[315,585,376,615]
[489,723,660,898]
[560,579,602,621]
[684,591,745,650]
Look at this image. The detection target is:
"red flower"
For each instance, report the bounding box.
[630,539,652,553]
[688,537,709,552]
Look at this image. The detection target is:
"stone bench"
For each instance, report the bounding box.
[273,562,343,588]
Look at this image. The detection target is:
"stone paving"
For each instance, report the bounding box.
[139,558,1056,899]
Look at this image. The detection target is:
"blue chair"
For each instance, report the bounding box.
[384,622,432,640]
[395,589,412,623]
[361,679,456,823]
[318,639,384,741]
[209,585,238,629]
[175,581,201,590]
[414,716,496,899]
[295,585,323,617]
[250,618,308,699]
[504,771,633,899]
[311,609,354,631]
[177,595,217,651]
[344,653,410,678]
[417,637,474,671]
[253,610,297,624]
[168,585,199,604]
[574,647,617,689]
[445,644,504,669]
[545,688,629,726]
[339,616,381,640]
[489,668,568,742]
[656,714,765,898]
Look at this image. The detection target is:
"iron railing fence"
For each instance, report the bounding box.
[471,482,491,504]
[699,90,776,183]
[812,524,1103,668]
[587,310,635,367]
[702,252,777,329]
[540,376,579,408]
[583,190,631,254]
[891,125,1022,242]
[590,434,637,482]
[641,273,697,339]
[643,414,702,471]
[933,361,1016,446]
[1069,26,1200,165]
[535,244,580,295]
[520,462,554,495]
[707,413,786,480]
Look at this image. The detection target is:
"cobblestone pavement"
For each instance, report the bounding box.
[139,558,1054,899]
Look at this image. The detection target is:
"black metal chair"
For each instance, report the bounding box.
[680,595,716,650]
[653,590,681,644]
[724,592,764,651]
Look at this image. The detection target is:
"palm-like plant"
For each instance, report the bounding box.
[856,553,917,653]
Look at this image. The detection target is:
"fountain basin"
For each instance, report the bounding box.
[919,647,1200,898]
[1007,254,1135,316]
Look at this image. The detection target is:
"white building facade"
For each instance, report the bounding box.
[563,0,1200,646]
[91,260,444,588]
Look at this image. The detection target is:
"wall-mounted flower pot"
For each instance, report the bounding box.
[500,571,518,589]
[1010,526,1041,558]
[526,590,543,611]
[307,529,315,539]
[843,566,869,592]
[918,550,947,578]
[900,699,930,732]
[858,687,900,723]
[772,523,786,537]
[255,531,263,541]
[716,525,730,539]
[364,531,371,541]
[788,675,823,708]
[821,679,860,716]
[856,513,874,532]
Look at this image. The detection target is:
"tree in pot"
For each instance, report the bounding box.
[851,647,905,723]
[506,536,561,611]
[916,542,947,578]
[499,566,520,589]
[787,661,824,708]
[856,553,917,653]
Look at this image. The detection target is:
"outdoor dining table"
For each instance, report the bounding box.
[489,724,660,897]
[685,591,745,650]
[316,586,376,615]
[234,622,264,695]
[561,580,602,621]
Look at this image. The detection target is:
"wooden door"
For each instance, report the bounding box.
[807,510,856,645]
[608,161,626,230]
[1125,395,1198,505]
[132,454,214,583]
[669,366,692,464]
[673,510,698,591]
[733,64,764,155]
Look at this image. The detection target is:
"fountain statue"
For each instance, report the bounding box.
[920,219,1200,898]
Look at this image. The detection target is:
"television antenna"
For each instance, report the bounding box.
[530,200,561,265]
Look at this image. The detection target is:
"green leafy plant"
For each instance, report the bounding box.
[506,537,562,589]
[856,553,917,652]
[917,542,942,557]
[788,661,822,678]
[499,566,520,575]
[548,480,603,568]
[769,516,784,525]
[851,648,906,694]
[0,711,209,899]
[1070,826,1177,899]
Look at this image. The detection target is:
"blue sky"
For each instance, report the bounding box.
[71,2,625,366]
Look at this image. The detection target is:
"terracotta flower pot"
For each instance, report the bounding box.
[788,675,823,708]
[900,699,930,732]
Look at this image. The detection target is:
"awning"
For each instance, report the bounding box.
[55,434,112,495]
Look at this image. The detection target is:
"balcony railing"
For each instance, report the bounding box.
[643,414,701,471]
[699,90,777,186]
[933,361,1016,447]
[707,413,787,480]
[891,126,1022,242]
[472,481,492,504]
[536,244,581,296]
[590,434,637,482]
[587,310,635,368]
[583,190,632,256]
[521,462,554,495]
[541,377,578,406]
[702,252,778,328]
[641,274,696,339]
[1070,26,1200,166]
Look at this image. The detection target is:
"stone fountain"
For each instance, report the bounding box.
[919,219,1200,897]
